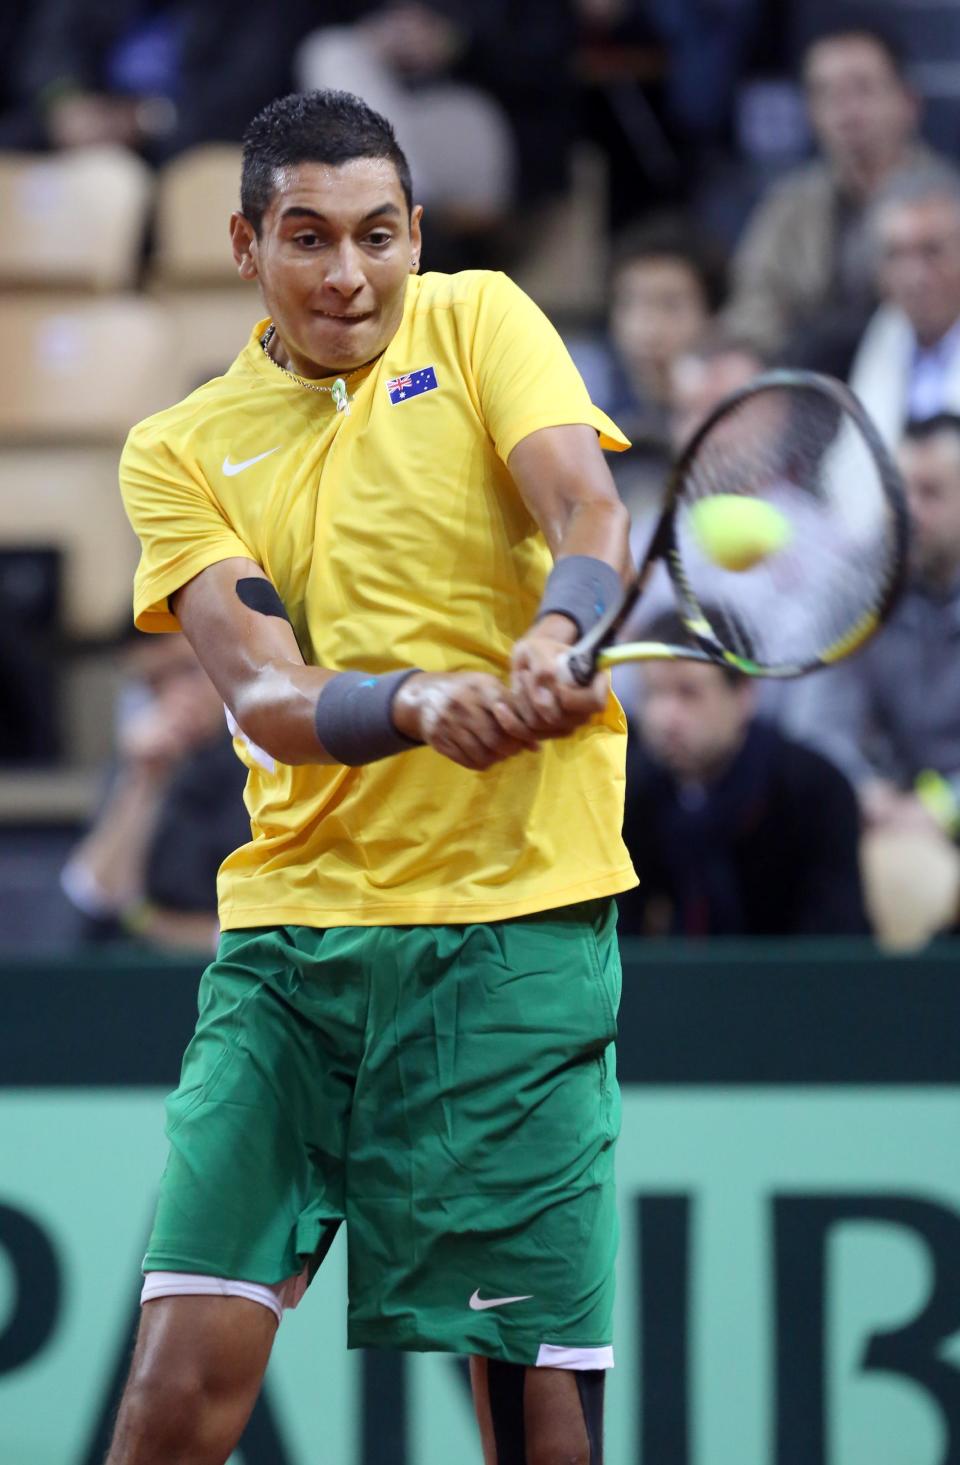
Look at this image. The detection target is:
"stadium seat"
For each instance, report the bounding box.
[0,297,181,443]
[0,448,138,638]
[152,145,244,287]
[512,144,608,320]
[150,147,254,386]
[152,287,259,392]
[0,147,153,292]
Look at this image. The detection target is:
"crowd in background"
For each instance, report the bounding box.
[3,0,960,953]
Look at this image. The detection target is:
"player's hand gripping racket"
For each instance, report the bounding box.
[568,369,910,685]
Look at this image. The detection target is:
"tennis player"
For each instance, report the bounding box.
[107,90,637,1465]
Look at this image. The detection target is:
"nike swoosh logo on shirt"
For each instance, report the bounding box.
[222,447,280,476]
[468,1290,534,1311]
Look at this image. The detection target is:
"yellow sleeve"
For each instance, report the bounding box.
[469,272,631,463]
[120,423,256,633]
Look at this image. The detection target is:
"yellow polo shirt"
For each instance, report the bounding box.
[121,269,638,926]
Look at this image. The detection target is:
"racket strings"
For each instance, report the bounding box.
[672,385,901,672]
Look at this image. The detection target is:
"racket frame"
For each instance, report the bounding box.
[568,368,910,685]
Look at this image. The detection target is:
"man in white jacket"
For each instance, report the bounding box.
[850,164,960,445]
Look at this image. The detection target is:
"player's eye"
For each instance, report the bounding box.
[366,230,393,247]
[294,232,321,248]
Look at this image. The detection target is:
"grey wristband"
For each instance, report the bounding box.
[536,555,623,638]
[314,669,423,765]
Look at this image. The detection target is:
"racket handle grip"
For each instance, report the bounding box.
[568,646,599,686]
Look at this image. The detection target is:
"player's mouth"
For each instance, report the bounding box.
[314,310,374,325]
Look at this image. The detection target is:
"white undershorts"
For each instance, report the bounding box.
[139,1271,614,1368]
[140,1268,310,1326]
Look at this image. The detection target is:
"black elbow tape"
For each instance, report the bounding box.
[235,577,291,621]
[314,669,423,765]
[536,555,623,638]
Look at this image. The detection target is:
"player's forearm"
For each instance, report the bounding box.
[551,497,633,581]
[521,498,632,651]
[231,659,340,765]
[517,498,632,651]
[232,660,424,766]
[507,422,633,580]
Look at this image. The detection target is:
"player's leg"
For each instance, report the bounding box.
[105,1293,277,1465]
[345,900,621,1458]
[470,1358,604,1465]
[106,925,364,1462]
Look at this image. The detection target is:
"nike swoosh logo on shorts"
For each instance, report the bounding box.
[222,447,280,476]
[468,1289,534,1311]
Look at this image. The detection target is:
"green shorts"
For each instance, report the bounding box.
[144,900,622,1366]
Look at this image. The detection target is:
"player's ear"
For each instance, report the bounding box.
[409,204,423,273]
[230,212,259,281]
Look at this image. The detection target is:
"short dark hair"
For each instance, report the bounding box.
[640,609,748,687]
[610,215,728,314]
[904,412,960,446]
[802,21,909,83]
[240,90,414,235]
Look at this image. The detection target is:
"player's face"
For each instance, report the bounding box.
[232,158,423,377]
[639,662,753,783]
[804,36,915,172]
[899,432,960,585]
[877,197,960,347]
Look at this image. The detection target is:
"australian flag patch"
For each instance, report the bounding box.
[386,366,439,405]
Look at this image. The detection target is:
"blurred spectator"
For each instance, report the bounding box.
[850,164,960,447]
[296,2,578,238]
[61,631,249,951]
[793,413,960,946]
[0,0,314,159]
[669,328,765,450]
[574,217,727,462]
[617,611,868,938]
[724,25,933,371]
[644,0,766,146]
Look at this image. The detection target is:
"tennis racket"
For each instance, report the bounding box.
[568,368,910,685]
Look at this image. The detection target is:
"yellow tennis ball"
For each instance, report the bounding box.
[689,494,791,572]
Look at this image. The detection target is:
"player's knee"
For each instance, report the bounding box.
[113,1368,210,1459]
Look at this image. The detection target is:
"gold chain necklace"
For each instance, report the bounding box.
[260,324,365,413]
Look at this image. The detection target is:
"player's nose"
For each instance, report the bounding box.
[325,242,366,296]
